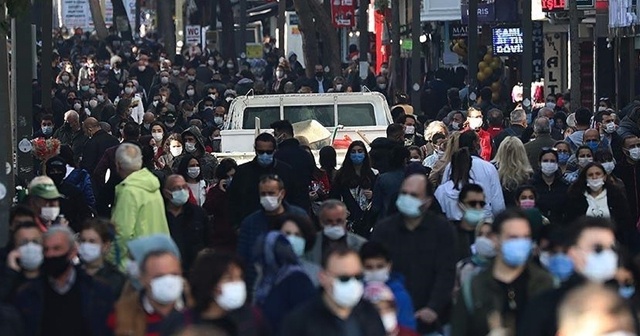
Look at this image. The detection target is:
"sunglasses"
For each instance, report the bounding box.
[466,200,486,208]
[256,150,274,155]
[334,274,364,283]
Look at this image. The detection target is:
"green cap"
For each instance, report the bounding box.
[28,176,62,200]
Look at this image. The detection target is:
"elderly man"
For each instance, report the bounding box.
[524,117,557,171]
[537,107,564,140]
[14,226,115,336]
[80,117,119,174]
[305,200,367,265]
[111,143,169,269]
[494,108,528,151]
[53,110,87,165]
[27,176,64,231]
[140,112,156,136]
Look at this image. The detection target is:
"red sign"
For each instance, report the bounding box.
[331,0,356,28]
[541,0,566,11]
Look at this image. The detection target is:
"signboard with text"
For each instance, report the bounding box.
[186,25,201,46]
[492,27,523,55]
[541,0,595,11]
[461,3,496,24]
[59,0,136,32]
[331,0,355,28]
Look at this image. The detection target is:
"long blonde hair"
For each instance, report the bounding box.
[493,136,532,191]
[424,121,449,141]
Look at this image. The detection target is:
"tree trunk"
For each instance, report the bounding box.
[157,0,176,61]
[112,0,133,41]
[311,0,341,77]
[88,0,109,41]
[293,0,319,78]
[278,0,286,57]
[219,0,237,62]
[569,0,581,109]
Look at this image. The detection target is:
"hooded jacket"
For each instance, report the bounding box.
[111,168,169,269]
[617,115,640,139]
[173,126,218,181]
[369,137,404,174]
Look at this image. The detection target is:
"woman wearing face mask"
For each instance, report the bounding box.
[594,149,624,186]
[456,222,495,293]
[78,219,126,297]
[177,154,207,206]
[253,231,316,334]
[407,146,424,164]
[363,282,420,336]
[514,185,549,237]
[276,214,320,287]
[564,145,594,184]
[203,158,238,252]
[492,136,533,207]
[56,71,76,89]
[554,141,572,174]
[329,141,377,234]
[429,132,461,188]
[565,162,632,245]
[184,83,200,102]
[0,222,43,302]
[423,121,449,157]
[531,148,569,225]
[158,134,183,174]
[163,251,269,336]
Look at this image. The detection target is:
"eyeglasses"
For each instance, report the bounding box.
[334,274,364,282]
[256,150,274,155]
[466,200,486,208]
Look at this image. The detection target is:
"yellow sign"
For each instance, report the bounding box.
[246,44,263,59]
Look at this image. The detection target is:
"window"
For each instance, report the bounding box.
[338,104,376,126]
[243,106,280,129]
[284,105,335,127]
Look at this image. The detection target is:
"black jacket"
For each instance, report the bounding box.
[58,181,93,232]
[529,172,568,226]
[493,124,526,152]
[614,161,640,226]
[369,138,404,174]
[94,262,126,299]
[173,126,218,181]
[228,159,306,228]
[81,129,119,174]
[280,295,386,336]
[53,125,88,165]
[274,138,314,211]
[165,202,208,273]
[371,212,456,333]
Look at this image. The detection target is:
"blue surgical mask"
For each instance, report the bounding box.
[546,253,574,281]
[586,140,599,152]
[463,208,485,226]
[501,238,532,267]
[257,153,274,167]
[286,235,306,257]
[350,152,365,165]
[395,194,424,218]
[619,285,636,299]
[558,152,570,165]
[170,189,189,206]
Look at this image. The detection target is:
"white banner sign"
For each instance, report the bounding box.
[59,0,136,32]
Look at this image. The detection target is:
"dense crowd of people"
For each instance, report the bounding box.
[1,27,640,336]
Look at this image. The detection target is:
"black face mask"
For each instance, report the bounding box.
[48,172,65,186]
[315,72,323,79]
[42,253,70,278]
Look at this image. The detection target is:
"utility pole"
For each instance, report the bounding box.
[239,0,247,56]
[41,0,53,110]
[358,0,369,88]
[12,4,35,184]
[391,0,401,91]
[135,0,141,35]
[278,0,286,56]
[468,0,478,104]
[522,0,532,112]
[569,0,581,109]
[410,0,421,112]
[0,5,14,247]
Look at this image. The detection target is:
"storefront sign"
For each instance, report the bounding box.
[543,32,568,96]
[331,0,355,28]
[492,27,523,55]
[532,22,544,81]
[461,3,496,24]
[449,24,482,38]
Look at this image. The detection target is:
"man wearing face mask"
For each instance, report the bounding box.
[524,117,557,171]
[309,64,332,94]
[172,126,218,182]
[228,133,306,228]
[149,71,182,106]
[181,67,205,98]
[306,200,367,265]
[33,114,55,139]
[493,108,527,155]
[0,222,43,302]
[372,174,456,334]
[80,117,119,175]
[140,112,156,136]
[45,157,92,232]
[237,175,308,292]
[614,136,640,229]
[53,110,87,165]
[14,226,115,336]
[27,176,65,231]
[128,55,156,94]
[110,240,185,334]
[281,247,387,336]
[451,209,553,336]
[163,175,207,273]
[518,217,630,336]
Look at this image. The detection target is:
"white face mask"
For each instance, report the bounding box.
[40,206,60,222]
[473,236,497,258]
[78,242,102,263]
[89,100,98,108]
[331,278,363,308]
[150,274,183,304]
[404,125,415,135]
[186,89,195,96]
[125,259,140,279]
[363,267,390,283]
[540,162,558,176]
[160,77,169,84]
[582,249,618,283]
[628,147,640,161]
[216,281,247,311]
[152,133,164,142]
[18,242,43,271]
[170,146,182,157]
[451,121,460,130]
[185,142,197,153]
[578,157,593,168]
[260,195,281,212]
[381,312,398,333]
[605,122,617,134]
[469,117,483,129]
[587,177,605,191]
[323,225,346,240]
[602,162,615,174]
[124,87,134,95]
[170,189,189,206]
[187,167,200,179]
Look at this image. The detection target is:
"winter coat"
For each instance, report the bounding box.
[173,126,218,182]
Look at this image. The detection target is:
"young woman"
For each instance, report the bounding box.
[553,141,572,174]
[158,133,183,174]
[177,154,207,206]
[78,218,126,297]
[492,136,533,207]
[564,145,594,184]
[203,158,238,252]
[530,148,568,225]
[566,162,632,245]
[429,132,461,188]
[276,214,320,286]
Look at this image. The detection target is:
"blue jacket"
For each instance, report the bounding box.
[65,167,96,209]
[237,203,309,292]
[386,272,418,331]
[13,268,115,336]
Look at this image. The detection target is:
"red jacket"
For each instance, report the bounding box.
[477,128,493,161]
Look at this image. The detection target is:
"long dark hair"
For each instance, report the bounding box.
[568,162,610,196]
[335,140,375,189]
[177,153,201,181]
[319,146,337,179]
[449,147,472,190]
[189,250,245,313]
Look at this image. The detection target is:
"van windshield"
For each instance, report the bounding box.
[242,103,376,129]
